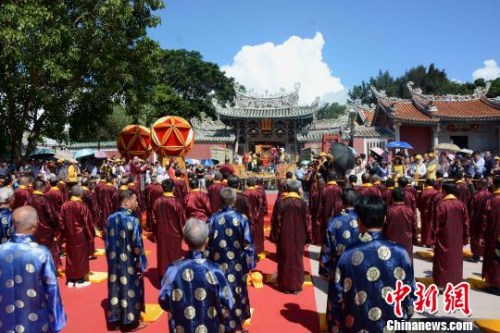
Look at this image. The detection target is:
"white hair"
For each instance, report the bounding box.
[0,187,14,204]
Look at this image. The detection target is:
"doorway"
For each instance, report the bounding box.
[450,136,468,149]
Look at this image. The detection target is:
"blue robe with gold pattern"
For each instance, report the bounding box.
[0,207,14,244]
[159,251,234,333]
[330,231,415,333]
[105,208,148,326]
[206,206,255,331]
[319,208,360,279]
[0,234,66,332]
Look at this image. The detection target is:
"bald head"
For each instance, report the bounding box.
[13,206,39,235]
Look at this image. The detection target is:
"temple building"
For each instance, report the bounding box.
[188,84,350,160]
[351,82,500,154]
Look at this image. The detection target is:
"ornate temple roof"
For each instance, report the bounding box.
[215,83,319,119]
[297,114,350,142]
[372,81,500,125]
[352,126,393,138]
[191,117,235,143]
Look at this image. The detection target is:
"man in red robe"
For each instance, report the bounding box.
[45,176,65,221]
[455,171,472,207]
[383,179,395,206]
[383,188,417,260]
[81,178,99,255]
[173,169,188,208]
[357,173,382,197]
[145,175,164,232]
[418,179,439,247]
[185,178,211,222]
[207,172,226,214]
[152,179,186,279]
[482,176,500,295]
[27,180,62,270]
[308,162,323,245]
[388,177,416,212]
[57,178,68,202]
[272,180,311,293]
[127,175,144,226]
[432,182,469,289]
[243,177,265,255]
[318,171,342,235]
[60,185,94,288]
[98,175,117,231]
[219,158,235,179]
[227,175,252,222]
[12,176,30,209]
[373,174,387,198]
[469,178,490,262]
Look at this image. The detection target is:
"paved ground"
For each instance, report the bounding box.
[309,243,499,332]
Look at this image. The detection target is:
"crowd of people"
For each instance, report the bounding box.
[0,147,498,332]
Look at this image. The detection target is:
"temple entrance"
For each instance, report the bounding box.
[450,135,468,149]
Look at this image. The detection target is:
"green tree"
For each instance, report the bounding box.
[0,0,164,161]
[151,49,236,120]
[317,102,347,120]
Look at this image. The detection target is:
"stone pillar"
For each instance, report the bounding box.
[234,125,240,159]
[394,123,401,141]
[432,125,439,148]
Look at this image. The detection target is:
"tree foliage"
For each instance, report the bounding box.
[348,64,500,105]
[0,0,164,160]
[317,102,347,120]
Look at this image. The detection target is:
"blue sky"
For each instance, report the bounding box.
[148,0,500,103]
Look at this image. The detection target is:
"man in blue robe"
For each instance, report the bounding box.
[319,188,361,332]
[106,190,148,332]
[0,187,14,243]
[206,187,255,333]
[331,195,415,333]
[159,218,234,333]
[0,206,66,332]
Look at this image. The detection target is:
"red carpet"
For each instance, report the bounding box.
[59,192,320,332]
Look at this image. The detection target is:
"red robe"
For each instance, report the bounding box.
[469,188,490,257]
[374,182,387,199]
[60,198,94,280]
[12,186,30,209]
[185,190,211,222]
[81,187,98,254]
[383,187,395,206]
[383,203,417,260]
[27,191,61,268]
[357,184,382,197]
[456,181,472,208]
[145,183,163,231]
[318,182,342,231]
[274,193,311,292]
[418,186,439,246]
[173,178,188,208]
[243,187,264,254]
[433,195,469,288]
[98,184,116,230]
[128,183,144,225]
[482,191,500,288]
[309,171,323,245]
[207,181,226,214]
[45,187,65,220]
[57,181,69,202]
[235,191,252,222]
[152,194,186,277]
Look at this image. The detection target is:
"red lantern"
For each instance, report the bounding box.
[116,125,151,159]
[150,116,194,157]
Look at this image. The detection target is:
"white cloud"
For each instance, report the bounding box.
[222,32,347,105]
[472,59,500,81]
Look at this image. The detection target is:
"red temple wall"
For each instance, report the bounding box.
[400,125,432,153]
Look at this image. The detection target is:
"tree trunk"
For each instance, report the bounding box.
[9,130,23,163]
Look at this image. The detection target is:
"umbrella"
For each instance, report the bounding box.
[433,143,460,151]
[330,142,355,171]
[459,148,473,155]
[185,158,200,166]
[201,159,219,167]
[348,147,358,156]
[370,147,385,157]
[74,148,95,159]
[54,150,74,161]
[29,148,55,159]
[387,141,414,149]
